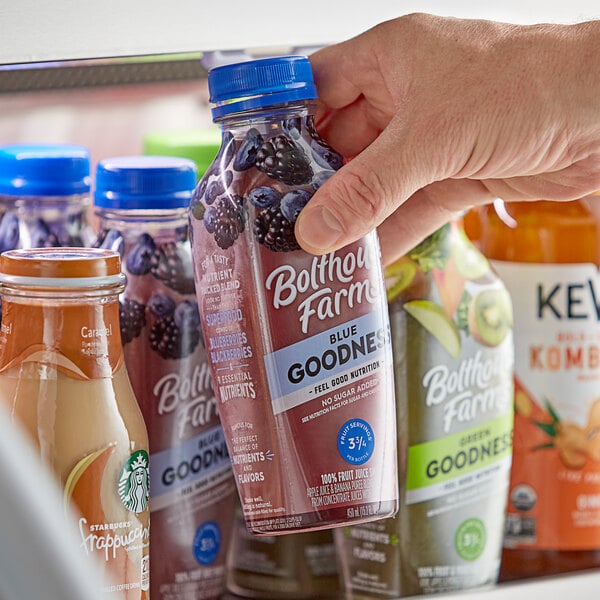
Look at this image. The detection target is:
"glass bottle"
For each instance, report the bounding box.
[0,247,150,598]
[0,143,95,250]
[474,197,600,581]
[335,219,514,597]
[94,156,237,599]
[188,55,398,535]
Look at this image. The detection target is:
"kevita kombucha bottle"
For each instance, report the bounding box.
[475,197,600,581]
[335,219,514,597]
[189,56,398,535]
[0,248,150,598]
[94,156,237,599]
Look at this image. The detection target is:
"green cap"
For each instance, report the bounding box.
[142,128,222,178]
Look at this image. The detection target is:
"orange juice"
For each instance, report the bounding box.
[475,197,600,580]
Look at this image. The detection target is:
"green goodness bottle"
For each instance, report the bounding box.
[335,218,514,596]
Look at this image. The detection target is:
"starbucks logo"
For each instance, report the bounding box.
[118,450,149,513]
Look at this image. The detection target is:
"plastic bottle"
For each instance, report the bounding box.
[335,219,514,597]
[473,197,600,581]
[0,247,150,598]
[0,143,95,250]
[94,156,237,599]
[188,55,398,535]
[225,505,339,599]
[142,128,221,177]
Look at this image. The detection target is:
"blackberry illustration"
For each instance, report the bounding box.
[0,213,19,252]
[213,196,246,250]
[119,298,146,345]
[150,242,196,295]
[233,128,263,171]
[281,189,312,223]
[150,314,201,359]
[255,135,313,185]
[254,206,300,252]
[126,233,156,275]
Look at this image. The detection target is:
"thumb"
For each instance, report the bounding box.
[295,118,436,255]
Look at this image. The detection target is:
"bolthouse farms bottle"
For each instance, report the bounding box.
[94,156,237,599]
[335,219,514,597]
[189,55,398,535]
[0,248,150,598]
[474,196,600,581]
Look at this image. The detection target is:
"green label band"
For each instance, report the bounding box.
[406,414,513,494]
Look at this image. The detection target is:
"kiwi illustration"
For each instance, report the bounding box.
[468,288,513,347]
[404,299,461,358]
[385,258,418,303]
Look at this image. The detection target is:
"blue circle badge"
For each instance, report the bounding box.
[193,521,221,565]
[337,419,375,465]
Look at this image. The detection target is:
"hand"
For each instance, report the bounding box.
[296,13,600,265]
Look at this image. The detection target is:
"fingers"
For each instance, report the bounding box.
[377,180,495,266]
[295,116,431,255]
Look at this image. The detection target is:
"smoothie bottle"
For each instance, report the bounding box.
[474,197,600,581]
[94,156,237,599]
[189,55,398,535]
[335,219,514,597]
[0,248,150,598]
[0,143,95,249]
[226,505,340,598]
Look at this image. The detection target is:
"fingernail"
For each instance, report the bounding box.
[297,206,344,251]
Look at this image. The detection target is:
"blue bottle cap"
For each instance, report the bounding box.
[208,55,317,120]
[0,143,91,196]
[94,156,198,210]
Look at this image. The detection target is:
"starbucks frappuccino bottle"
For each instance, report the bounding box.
[0,248,150,599]
[94,156,237,599]
[335,219,514,597]
[474,197,600,581]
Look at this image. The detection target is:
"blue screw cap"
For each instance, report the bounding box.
[208,55,317,119]
[0,143,91,196]
[94,156,198,210]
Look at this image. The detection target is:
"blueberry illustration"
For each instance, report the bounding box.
[203,205,217,233]
[148,294,176,318]
[247,186,281,209]
[0,213,19,252]
[312,170,334,190]
[280,189,312,224]
[282,117,302,139]
[310,139,344,171]
[217,131,236,168]
[95,228,124,257]
[223,169,233,189]
[194,175,209,201]
[206,179,225,205]
[125,233,156,275]
[174,300,201,330]
[30,219,59,248]
[233,128,263,171]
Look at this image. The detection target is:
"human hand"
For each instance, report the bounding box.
[297,13,600,265]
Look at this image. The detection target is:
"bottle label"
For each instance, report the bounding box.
[493,261,600,550]
[65,445,150,595]
[189,116,398,533]
[0,302,122,378]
